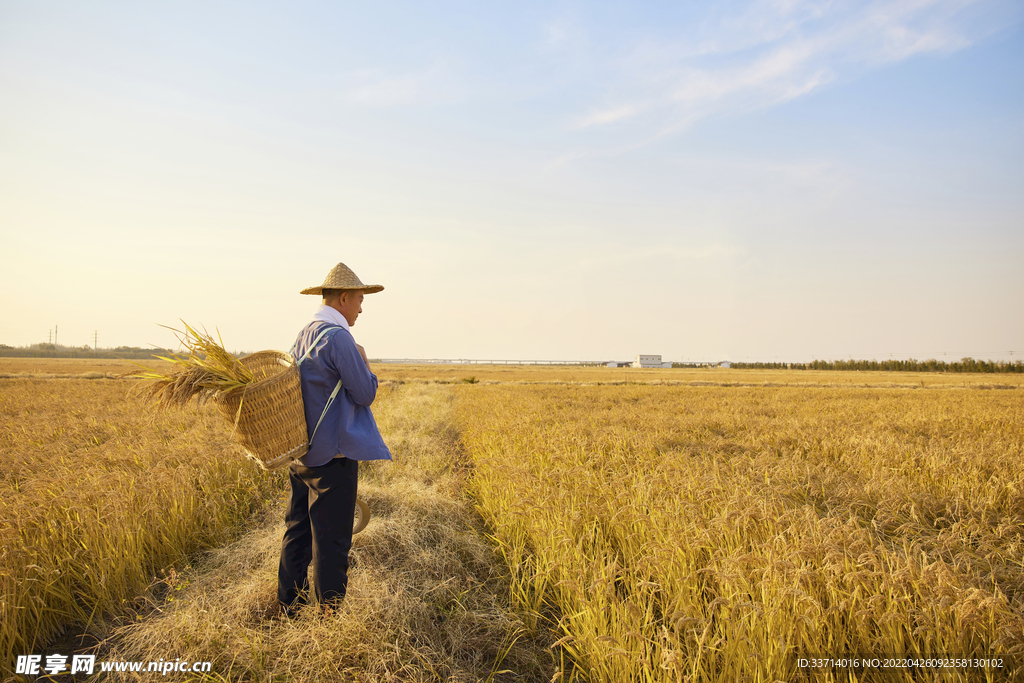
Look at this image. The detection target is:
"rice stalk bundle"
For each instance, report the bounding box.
[134,323,310,470]
[134,322,255,407]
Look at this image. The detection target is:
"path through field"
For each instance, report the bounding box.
[95,382,554,682]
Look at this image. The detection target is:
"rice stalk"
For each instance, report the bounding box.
[457,382,1024,682]
[0,378,280,675]
[132,322,254,408]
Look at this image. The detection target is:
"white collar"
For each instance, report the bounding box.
[313,304,350,331]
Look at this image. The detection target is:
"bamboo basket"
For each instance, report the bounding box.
[216,351,308,471]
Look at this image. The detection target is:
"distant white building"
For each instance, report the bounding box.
[633,354,663,368]
[719,361,732,368]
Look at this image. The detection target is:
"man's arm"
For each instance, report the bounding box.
[327,329,378,406]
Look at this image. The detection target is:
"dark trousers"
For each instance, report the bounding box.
[277,456,359,607]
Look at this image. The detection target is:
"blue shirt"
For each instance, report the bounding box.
[292,320,392,467]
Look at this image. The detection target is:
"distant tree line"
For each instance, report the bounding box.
[731,358,1023,373]
[0,344,175,360]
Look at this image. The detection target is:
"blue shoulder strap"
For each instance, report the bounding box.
[294,326,344,447]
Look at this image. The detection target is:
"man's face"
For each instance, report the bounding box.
[337,291,364,326]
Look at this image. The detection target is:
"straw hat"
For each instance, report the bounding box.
[300,263,384,296]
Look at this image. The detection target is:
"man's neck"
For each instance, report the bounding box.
[313,304,350,330]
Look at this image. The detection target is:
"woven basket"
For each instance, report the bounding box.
[216,351,308,471]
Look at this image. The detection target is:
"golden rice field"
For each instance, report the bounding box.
[1,360,1022,682]
[0,364,552,682]
[0,357,175,378]
[374,362,1024,390]
[457,382,1024,682]
[0,377,279,672]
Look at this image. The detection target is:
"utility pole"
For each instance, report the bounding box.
[49,329,52,344]
[55,325,58,348]
[94,330,98,351]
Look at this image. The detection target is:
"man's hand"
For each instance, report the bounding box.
[355,343,369,367]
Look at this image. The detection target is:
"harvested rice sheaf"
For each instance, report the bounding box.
[134,322,254,407]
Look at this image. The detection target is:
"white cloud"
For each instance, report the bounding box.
[573,104,640,128]
[571,0,1011,135]
[341,62,457,106]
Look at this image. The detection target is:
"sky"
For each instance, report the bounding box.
[1,0,1022,363]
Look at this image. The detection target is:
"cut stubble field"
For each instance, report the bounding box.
[1,361,1021,681]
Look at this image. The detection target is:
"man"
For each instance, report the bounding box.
[278,262,392,617]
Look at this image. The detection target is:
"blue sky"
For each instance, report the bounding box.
[1,0,1021,362]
